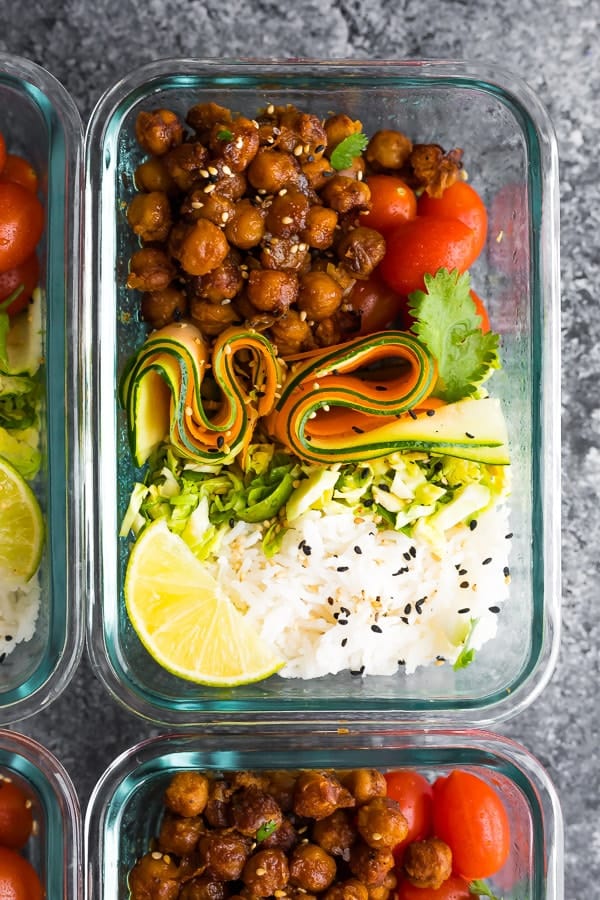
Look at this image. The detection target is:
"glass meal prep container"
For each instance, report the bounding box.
[0,55,84,724]
[85,59,560,726]
[84,727,563,900]
[0,728,82,900]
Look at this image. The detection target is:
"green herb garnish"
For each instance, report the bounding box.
[256,819,278,842]
[329,132,369,170]
[409,269,500,402]
[453,617,480,671]
[216,128,233,141]
[469,879,503,900]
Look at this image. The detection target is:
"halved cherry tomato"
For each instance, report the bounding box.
[433,770,510,881]
[418,181,488,260]
[0,846,43,900]
[0,254,40,316]
[396,874,472,900]
[379,217,478,297]
[360,175,417,232]
[385,769,434,861]
[0,154,39,193]
[0,780,34,849]
[346,271,407,334]
[470,289,490,333]
[0,182,44,272]
[0,132,6,174]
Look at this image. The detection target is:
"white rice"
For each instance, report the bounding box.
[0,574,41,662]
[209,504,511,677]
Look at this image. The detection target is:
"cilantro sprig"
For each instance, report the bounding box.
[256,819,278,842]
[216,128,233,141]
[330,132,368,170]
[469,879,503,899]
[408,269,500,402]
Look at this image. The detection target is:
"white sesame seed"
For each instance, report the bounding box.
[267,104,275,114]
[299,310,307,321]
[208,165,218,176]
[204,183,216,193]
[221,212,229,222]
[293,145,303,156]
[357,170,364,180]
[199,169,209,178]
[281,215,294,225]
[221,298,232,305]
[222,164,233,176]
[151,851,163,860]
[278,188,288,196]
[191,200,204,209]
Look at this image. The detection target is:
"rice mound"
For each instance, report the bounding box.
[209,504,511,677]
[0,574,41,661]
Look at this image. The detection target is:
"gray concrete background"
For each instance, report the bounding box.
[2,0,598,896]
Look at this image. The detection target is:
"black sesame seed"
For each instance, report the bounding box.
[469,520,477,531]
[505,532,513,539]
[371,624,383,633]
[409,545,416,558]
[465,432,475,439]
[363,498,374,508]
[302,544,312,556]
[459,568,468,576]
[338,618,348,625]
[333,611,340,620]
[229,517,235,528]
[404,603,412,615]
[455,563,462,570]
[341,637,348,647]
[352,426,365,434]
[298,539,305,549]
[482,557,492,565]
[436,655,445,661]
[378,483,390,492]
[403,551,411,561]
[327,597,334,605]
[503,566,510,577]
[426,409,436,416]
[392,567,409,576]
[458,607,470,614]
[315,144,325,153]
[400,616,409,625]
[398,659,406,666]
[374,385,388,392]
[340,607,351,616]
[307,154,315,163]
[354,545,362,554]
[5,635,12,642]
[489,606,501,613]
[408,409,417,419]
[460,581,469,589]
[216,435,225,448]
[337,565,349,572]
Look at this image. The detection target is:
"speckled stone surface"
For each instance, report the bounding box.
[1,0,598,896]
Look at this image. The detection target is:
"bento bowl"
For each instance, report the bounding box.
[85,727,563,900]
[0,728,82,900]
[0,55,84,723]
[85,58,560,726]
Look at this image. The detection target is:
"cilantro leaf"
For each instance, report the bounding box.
[216,128,233,141]
[453,617,479,671]
[330,132,369,170]
[469,879,503,900]
[256,819,278,842]
[408,269,501,402]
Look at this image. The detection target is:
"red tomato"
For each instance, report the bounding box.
[385,769,434,859]
[0,133,6,174]
[0,780,34,850]
[0,847,43,900]
[379,217,478,297]
[433,770,510,881]
[0,254,40,316]
[0,182,44,272]
[396,874,472,900]
[0,154,39,193]
[470,290,490,333]
[347,271,407,334]
[418,181,488,260]
[361,175,417,232]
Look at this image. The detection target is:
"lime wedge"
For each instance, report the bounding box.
[124,519,284,686]
[0,456,44,580]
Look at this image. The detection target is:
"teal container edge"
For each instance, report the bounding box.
[0,54,85,723]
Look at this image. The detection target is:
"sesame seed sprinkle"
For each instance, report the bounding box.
[489,606,501,613]
[482,557,492,565]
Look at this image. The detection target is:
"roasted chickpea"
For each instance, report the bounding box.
[302,206,338,250]
[141,286,187,328]
[341,770,387,806]
[127,248,175,292]
[129,852,180,900]
[198,830,253,881]
[181,191,236,227]
[189,253,243,304]
[335,226,385,279]
[302,157,335,190]
[297,271,343,322]
[266,771,298,812]
[324,114,363,153]
[266,188,310,237]
[261,817,299,853]
[408,144,463,198]
[180,877,227,900]
[248,148,301,193]
[163,142,210,192]
[242,849,290,897]
[261,237,309,272]
[158,813,204,857]
[165,771,210,817]
[294,772,355,821]
[320,176,371,214]
[365,130,413,171]
[289,843,337,893]
[210,116,260,172]
[402,838,452,891]
[135,108,184,157]
[312,808,357,858]
[367,871,397,900]
[135,158,174,193]
[186,102,232,136]
[348,844,395,887]
[169,219,229,276]
[225,199,266,249]
[314,316,342,348]
[269,309,313,356]
[247,269,299,313]
[190,298,240,336]
[323,880,369,900]
[230,786,284,838]
[127,192,172,243]
[356,798,408,849]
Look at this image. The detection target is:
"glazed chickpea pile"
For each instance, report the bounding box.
[127,102,462,354]
[129,769,455,900]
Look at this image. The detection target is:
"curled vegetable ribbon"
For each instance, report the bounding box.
[119,322,284,466]
[266,330,439,464]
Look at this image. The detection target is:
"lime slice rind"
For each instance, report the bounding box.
[0,456,44,581]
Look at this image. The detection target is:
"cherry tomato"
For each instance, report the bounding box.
[0,182,44,272]
[418,181,488,260]
[360,175,417,232]
[0,847,43,900]
[470,290,490,333]
[432,770,510,881]
[0,154,39,193]
[0,254,40,316]
[0,133,6,174]
[0,780,34,849]
[385,769,433,860]
[396,874,472,900]
[347,271,407,334]
[379,217,478,297]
